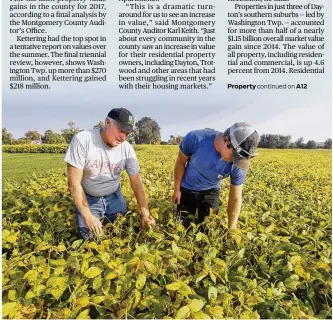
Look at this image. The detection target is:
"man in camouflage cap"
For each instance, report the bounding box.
[172,122,260,230]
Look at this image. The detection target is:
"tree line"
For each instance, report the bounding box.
[2,118,163,145]
[258,134,332,149]
[2,120,332,149]
[2,122,80,145]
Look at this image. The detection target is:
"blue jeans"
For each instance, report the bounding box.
[76,186,127,240]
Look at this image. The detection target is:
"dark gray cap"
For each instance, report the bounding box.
[107,108,135,132]
[229,122,260,170]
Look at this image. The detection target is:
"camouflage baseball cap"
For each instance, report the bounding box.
[228,122,260,170]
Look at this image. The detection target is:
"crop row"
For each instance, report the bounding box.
[2,148,332,319]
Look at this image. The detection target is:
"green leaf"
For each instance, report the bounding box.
[143,260,157,275]
[87,241,98,250]
[209,271,216,284]
[25,290,36,299]
[50,288,65,300]
[246,295,264,306]
[2,302,18,317]
[99,252,110,264]
[77,309,90,319]
[290,255,302,265]
[84,267,102,278]
[237,248,245,258]
[23,270,38,283]
[220,292,233,303]
[196,232,203,241]
[46,276,67,288]
[93,276,103,290]
[194,311,211,319]
[7,233,19,243]
[8,289,18,301]
[240,310,260,319]
[208,306,223,318]
[189,299,205,313]
[166,282,181,291]
[175,306,190,319]
[34,285,46,297]
[294,265,310,280]
[265,223,275,233]
[105,272,118,280]
[50,258,67,266]
[81,260,89,274]
[96,306,107,315]
[57,244,67,252]
[132,289,142,309]
[247,232,254,240]
[267,287,273,299]
[43,232,53,242]
[74,296,90,310]
[208,286,217,301]
[91,295,106,304]
[71,239,83,249]
[314,229,324,239]
[275,250,286,256]
[196,272,208,284]
[136,273,147,290]
[178,283,193,297]
[42,265,50,279]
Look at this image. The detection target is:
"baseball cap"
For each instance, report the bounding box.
[228,122,260,170]
[107,108,135,132]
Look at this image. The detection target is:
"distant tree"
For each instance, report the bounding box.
[258,134,291,148]
[305,140,317,149]
[258,134,279,148]
[61,121,79,143]
[42,130,66,144]
[134,117,161,144]
[2,128,14,144]
[127,132,136,144]
[168,135,183,145]
[94,121,104,129]
[277,135,292,149]
[25,130,41,141]
[295,137,305,149]
[12,138,31,145]
[168,135,175,144]
[324,138,332,149]
[176,136,183,144]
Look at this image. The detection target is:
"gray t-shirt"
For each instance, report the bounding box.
[64,129,139,197]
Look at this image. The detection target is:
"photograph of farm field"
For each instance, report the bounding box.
[2,145,332,319]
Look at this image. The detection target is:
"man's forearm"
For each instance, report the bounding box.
[69,182,92,219]
[227,198,242,229]
[174,162,185,191]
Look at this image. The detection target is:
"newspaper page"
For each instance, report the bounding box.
[2,0,332,318]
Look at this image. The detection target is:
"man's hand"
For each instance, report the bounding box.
[141,214,156,228]
[84,214,103,236]
[226,229,242,245]
[129,174,156,229]
[172,190,181,204]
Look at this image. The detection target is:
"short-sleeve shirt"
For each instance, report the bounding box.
[64,129,139,197]
[179,130,247,191]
